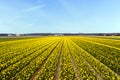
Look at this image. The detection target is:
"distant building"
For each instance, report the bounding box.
[16,34,20,36]
[54,33,63,36]
[8,34,17,36]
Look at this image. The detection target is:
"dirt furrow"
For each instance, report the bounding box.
[72,40,120,77]
[30,40,61,80]
[67,42,82,80]
[54,41,63,80]
[76,50,103,80]
[71,41,120,79]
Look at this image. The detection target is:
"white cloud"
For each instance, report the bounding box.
[8,4,46,23]
[25,4,46,12]
[58,0,79,19]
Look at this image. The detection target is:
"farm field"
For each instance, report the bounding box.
[0,37,39,42]
[0,36,120,80]
[90,36,120,40]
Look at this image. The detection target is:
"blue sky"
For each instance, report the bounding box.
[0,0,120,33]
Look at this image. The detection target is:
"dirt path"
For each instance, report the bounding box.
[78,51,103,80]
[67,42,82,80]
[30,41,61,80]
[72,40,120,77]
[9,41,58,80]
[54,42,63,80]
[67,40,104,80]
[69,41,103,80]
